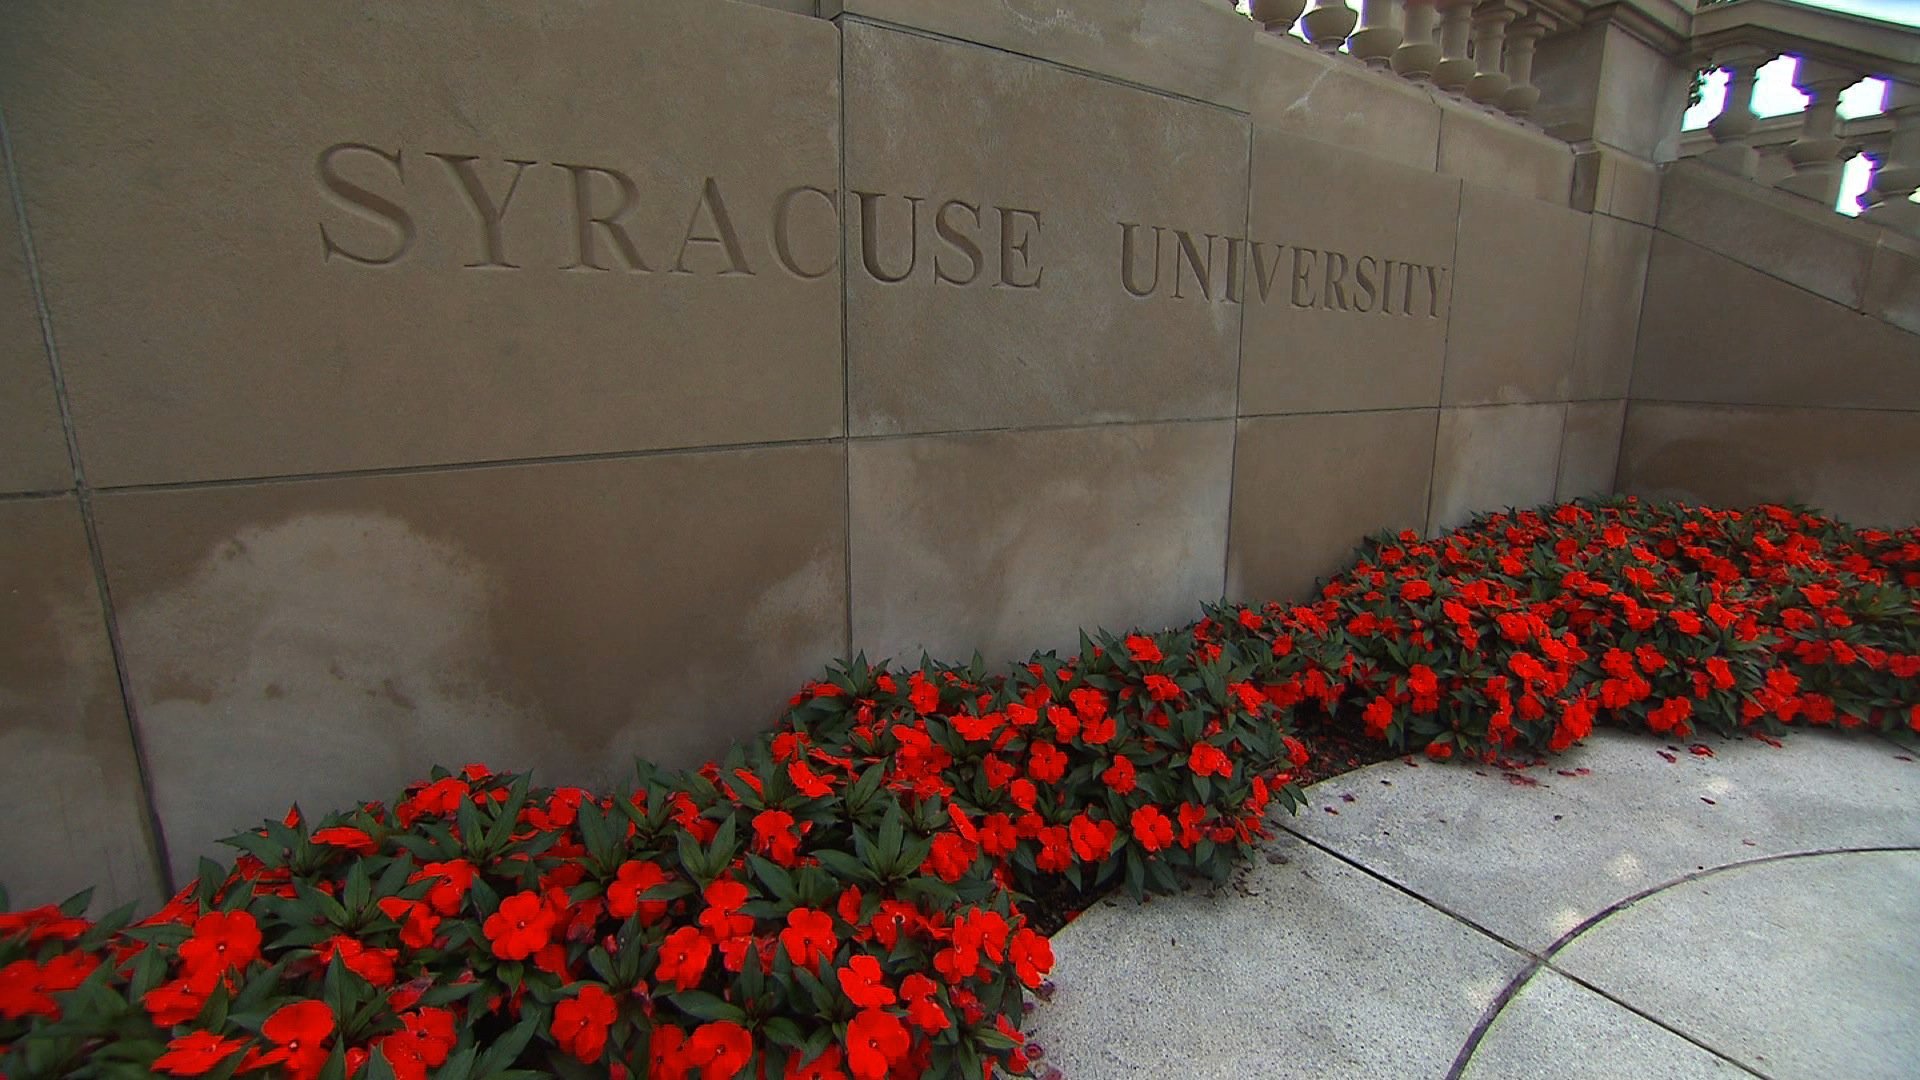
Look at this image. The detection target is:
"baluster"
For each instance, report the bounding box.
[1349,0,1403,69]
[1467,3,1518,106]
[1249,0,1308,35]
[1499,16,1545,117]
[1301,1,1359,54]
[1864,80,1920,234]
[1393,0,1442,82]
[1775,59,1863,207]
[1433,0,1476,92]
[1700,51,1770,179]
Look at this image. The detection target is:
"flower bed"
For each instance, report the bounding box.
[2,499,1915,1080]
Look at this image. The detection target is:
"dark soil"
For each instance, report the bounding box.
[1026,711,1403,936]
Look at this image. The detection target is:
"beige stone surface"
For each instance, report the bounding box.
[1618,402,1920,529]
[1572,146,1661,226]
[93,444,848,879]
[1634,233,1920,413]
[1242,131,1461,415]
[1571,216,1652,401]
[0,190,70,495]
[1557,399,1627,501]
[1535,27,1688,162]
[1656,161,1877,309]
[1437,103,1575,206]
[1228,410,1437,602]
[1430,403,1567,532]
[843,22,1246,436]
[1443,185,1590,406]
[1250,36,1441,172]
[0,496,161,911]
[0,0,842,487]
[1865,239,1920,337]
[826,0,1253,110]
[850,421,1231,664]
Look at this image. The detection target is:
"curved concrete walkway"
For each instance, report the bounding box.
[1029,729,1920,1079]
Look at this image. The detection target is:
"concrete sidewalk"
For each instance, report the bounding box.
[1029,729,1920,1079]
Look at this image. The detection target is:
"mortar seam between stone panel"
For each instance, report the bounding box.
[838,14,1250,118]
[839,16,854,661]
[1425,183,1470,535]
[1,105,177,900]
[1624,397,1920,416]
[1223,115,1255,602]
[1655,228,1920,343]
[0,486,76,503]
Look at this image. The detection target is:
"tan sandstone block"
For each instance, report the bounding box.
[849,421,1233,665]
[93,444,848,880]
[1242,130,1461,415]
[1443,185,1590,406]
[1557,399,1627,501]
[843,22,1247,436]
[1657,161,1878,309]
[1249,35,1442,172]
[0,0,842,486]
[1437,103,1575,206]
[1227,410,1437,603]
[1618,402,1920,528]
[0,497,161,911]
[1634,232,1920,412]
[1430,404,1567,533]
[1570,216,1652,401]
[826,0,1253,110]
[0,189,69,495]
[1864,238,1920,338]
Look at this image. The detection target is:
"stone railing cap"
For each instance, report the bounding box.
[1691,0,1920,84]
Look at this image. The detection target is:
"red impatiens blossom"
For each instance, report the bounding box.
[482,891,555,961]
[1068,814,1117,862]
[907,670,940,714]
[310,826,376,855]
[925,831,979,883]
[1100,754,1137,794]
[1028,743,1067,784]
[142,971,217,1026]
[379,1007,457,1080]
[781,907,837,969]
[656,926,713,992]
[752,809,803,866]
[0,905,90,944]
[253,999,334,1080]
[411,859,477,916]
[396,775,469,826]
[1143,673,1182,702]
[683,1020,754,1080]
[1283,735,1310,769]
[699,880,754,941]
[1363,696,1395,738]
[1009,928,1054,988]
[0,959,60,1021]
[552,984,619,1064]
[151,1031,251,1077]
[837,954,897,1007]
[844,1008,910,1080]
[1123,634,1164,664]
[1188,742,1233,779]
[784,1046,849,1080]
[1399,579,1434,602]
[606,860,672,924]
[788,758,835,798]
[376,896,442,950]
[900,972,951,1033]
[318,934,398,987]
[1130,804,1174,853]
[1425,741,1453,762]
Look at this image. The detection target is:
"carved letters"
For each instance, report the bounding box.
[314,143,1447,317]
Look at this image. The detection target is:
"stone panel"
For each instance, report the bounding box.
[0,496,161,911]
[1444,185,1589,406]
[843,22,1246,436]
[1430,404,1566,533]
[1571,216,1652,401]
[1634,233,1920,413]
[826,0,1253,110]
[1437,103,1575,206]
[1557,399,1626,502]
[850,421,1232,664]
[1249,36,1441,172]
[1572,147,1662,226]
[1617,402,1920,528]
[93,444,848,879]
[1228,409,1437,602]
[1657,161,1877,309]
[1241,131,1460,415]
[0,0,842,487]
[0,188,70,495]
[1864,238,1920,337]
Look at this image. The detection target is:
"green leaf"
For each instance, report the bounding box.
[668,991,747,1023]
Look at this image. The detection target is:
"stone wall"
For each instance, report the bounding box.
[1619,161,1920,528]
[1,0,1618,908]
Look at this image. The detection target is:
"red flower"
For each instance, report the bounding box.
[1100,755,1137,794]
[256,1000,334,1080]
[789,759,835,798]
[1143,673,1182,702]
[753,809,803,866]
[1010,928,1053,987]
[1028,743,1067,784]
[683,1020,753,1080]
[1362,696,1394,738]
[1425,741,1453,762]
[1068,814,1117,862]
[376,897,442,950]
[482,892,555,961]
[318,934,398,987]
[142,971,217,1026]
[837,954,896,1007]
[844,1008,910,1080]
[411,859,477,916]
[379,1008,457,1080]
[781,907,837,969]
[925,832,978,883]
[1130,804,1174,853]
[552,985,619,1065]
[1188,743,1233,779]
[1399,579,1434,602]
[396,776,469,826]
[899,972,950,1033]
[0,959,59,1021]
[907,671,940,714]
[1124,634,1164,664]
[699,880,754,941]
[785,1046,848,1080]
[606,860,672,924]
[656,926,713,992]
[174,910,262,980]
[1283,735,1310,768]
[152,1032,250,1077]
